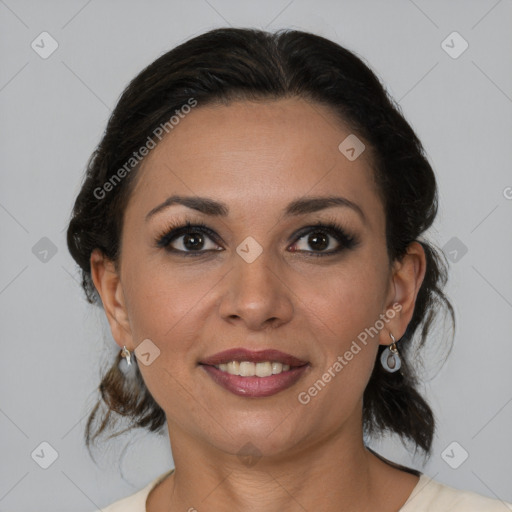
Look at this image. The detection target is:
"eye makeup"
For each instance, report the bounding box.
[154,215,360,258]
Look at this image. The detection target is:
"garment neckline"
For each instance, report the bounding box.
[399,473,433,511]
[144,468,175,510]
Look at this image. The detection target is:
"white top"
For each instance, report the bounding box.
[98,470,512,511]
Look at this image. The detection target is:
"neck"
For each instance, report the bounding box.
[148,414,419,512]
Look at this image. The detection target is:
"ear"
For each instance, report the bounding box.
[90,248,134,350]
[379,241,427,346]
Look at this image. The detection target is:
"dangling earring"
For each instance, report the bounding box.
[121,346,132,366]
[380,333,401,373]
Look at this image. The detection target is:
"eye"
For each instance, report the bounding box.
[155,221,222,256]
[155,219,359,258]
[289,221,358,257]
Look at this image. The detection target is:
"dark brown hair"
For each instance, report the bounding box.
[66,27,454,458]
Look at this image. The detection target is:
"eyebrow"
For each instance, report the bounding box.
[145,194,366,224]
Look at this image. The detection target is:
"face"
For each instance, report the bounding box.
[92,97,422,459]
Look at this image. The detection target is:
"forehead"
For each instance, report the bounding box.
[126,97,383,227]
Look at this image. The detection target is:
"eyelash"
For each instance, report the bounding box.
[154,217,359,258]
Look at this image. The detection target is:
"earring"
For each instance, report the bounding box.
[121,346,132,366]
[380,333,401,373]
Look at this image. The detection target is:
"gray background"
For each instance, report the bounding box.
[1,0,511,510]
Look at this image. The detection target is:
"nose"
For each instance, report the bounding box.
[218,248,294,331]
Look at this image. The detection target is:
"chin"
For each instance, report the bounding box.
[211,416,308,458]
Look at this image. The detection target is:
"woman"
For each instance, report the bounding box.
[67,27,511,511]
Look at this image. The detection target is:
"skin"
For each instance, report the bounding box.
[91,97,426,512]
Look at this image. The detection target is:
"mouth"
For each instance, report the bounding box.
[206,360,298,377]
[199,347,309,368]
[198,348,310,397]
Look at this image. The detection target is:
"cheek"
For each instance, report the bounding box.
[123,257,215,341]
[295,285,382,423]
[297,266,387,389]
[121,259,217,394]
[125,268,203,416]
[307,266,387,343]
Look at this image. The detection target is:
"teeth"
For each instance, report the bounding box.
[240,361,255,377]
[226,361,239,374]
[255,362,272,377]
[271,362,283,374]
[216,361,291,377]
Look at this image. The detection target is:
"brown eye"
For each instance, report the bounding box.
[292,230,338,253]
[289,222,358,257]
[156,222,223,255]
[179,231,207,251]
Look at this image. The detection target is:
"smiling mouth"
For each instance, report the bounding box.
[198,348,310,396]
[205,360,306,377]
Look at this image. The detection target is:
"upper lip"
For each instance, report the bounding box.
[199,348,309,367]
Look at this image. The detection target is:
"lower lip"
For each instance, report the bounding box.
[200,364,310,398]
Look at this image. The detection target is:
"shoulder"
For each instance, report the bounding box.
[95,470,174,512]
[400,473,512,512]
